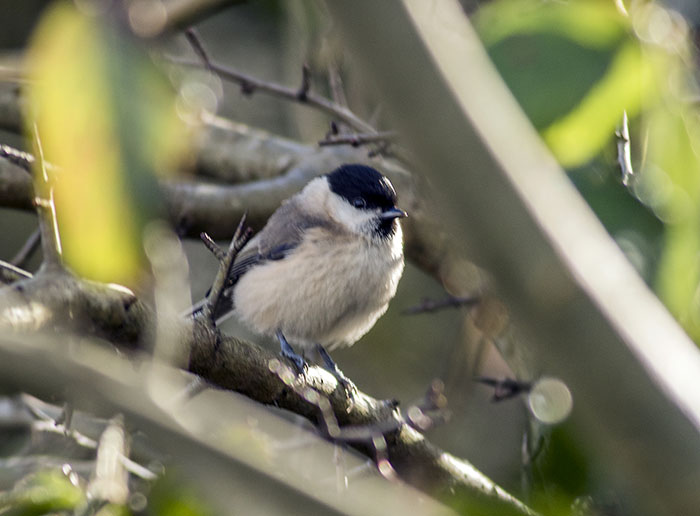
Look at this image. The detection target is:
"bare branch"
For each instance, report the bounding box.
[0,259,32,284]
[183,27,212,68]
[318,130,397,147]
[166,56,377,134]
[475,377,532,402]
[11,228,40,268]
[0,154,34,210]
[327,61,349,112]
[0,266,536,516]
[202,213,251,322]
[403,294,480,315]
[0,144,37,172]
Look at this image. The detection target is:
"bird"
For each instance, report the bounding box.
[203,164,406,386]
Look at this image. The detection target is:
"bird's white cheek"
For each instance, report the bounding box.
[391,223,404,260]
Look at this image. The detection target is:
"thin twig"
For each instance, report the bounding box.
[203,213,251,322]
[403,294,480,315]
[318,131,397,147]
[11,228,41,267]
[0,259,33,283]
[616,111,634,186]
[167,56,377,134]
[200,232,226,262]
[475,376,532,402]
[327,61,349,111]
[184,27,212,69]
[0,143,59,175]
[0,144,35,173]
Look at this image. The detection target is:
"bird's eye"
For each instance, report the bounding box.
[352,197,367,209]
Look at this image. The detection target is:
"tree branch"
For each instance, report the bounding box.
[0,260,32,284]
[10,228,40,268]
[167,56,378,134]
[0,265,536,516]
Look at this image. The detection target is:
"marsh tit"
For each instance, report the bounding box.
[204,164,407,380]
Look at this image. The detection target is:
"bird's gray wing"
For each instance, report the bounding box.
[229,200,328,281]
[199,200,329,321]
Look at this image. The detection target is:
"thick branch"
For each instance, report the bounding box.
[0,267,535,516]
[327,2,700,514]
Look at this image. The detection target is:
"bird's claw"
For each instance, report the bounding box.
[334,371,358,399]
[281,348,308,375]
[277,331,307,375]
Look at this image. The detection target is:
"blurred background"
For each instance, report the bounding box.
[2,0,700,515]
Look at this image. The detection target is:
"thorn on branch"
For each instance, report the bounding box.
[30,123,63,268]
[403,294,480,315]
[475,376,532,402]
[200,232,226,262]
[297,64,311,101]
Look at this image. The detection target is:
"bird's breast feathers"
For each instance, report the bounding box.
[232,224,404,349]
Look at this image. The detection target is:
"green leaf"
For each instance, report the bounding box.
[641,102,700,341]
[0,470,85,515]
[474,0,660,167]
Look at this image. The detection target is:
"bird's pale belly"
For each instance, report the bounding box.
[232,238,403,350]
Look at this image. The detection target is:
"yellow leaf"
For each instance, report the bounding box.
[26,2,188,285]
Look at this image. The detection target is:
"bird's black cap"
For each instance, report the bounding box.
[326,164,398,210]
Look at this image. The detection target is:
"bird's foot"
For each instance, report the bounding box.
[317,345,358,398]
[277,331,307,374]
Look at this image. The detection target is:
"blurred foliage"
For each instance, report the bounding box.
[475,0,700,342]
[26,2,189,286]
[0,469,85,516]
[145,473,215,516]
[3,0,700,514]
[471,0,700,512]
[474,0,656,166]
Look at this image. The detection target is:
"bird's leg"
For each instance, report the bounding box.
[316,344,357,397]
[277,330,307,373]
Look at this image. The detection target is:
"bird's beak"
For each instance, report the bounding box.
[380,207,408,220]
